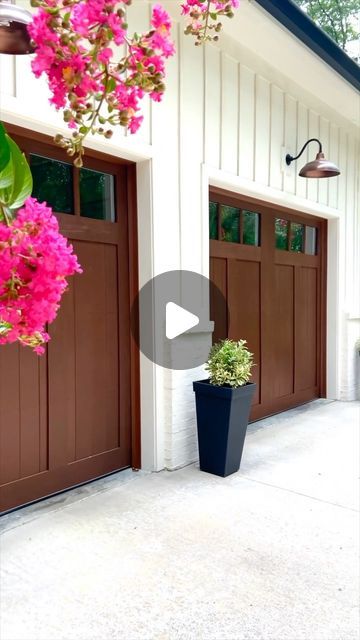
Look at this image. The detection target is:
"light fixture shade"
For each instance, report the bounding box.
[299,152,340,179]
[0,1,34,55]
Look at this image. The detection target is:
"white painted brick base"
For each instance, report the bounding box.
[163,331,212,470]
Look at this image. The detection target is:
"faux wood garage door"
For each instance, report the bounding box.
[209,188,327,421]
[0,130,140,513]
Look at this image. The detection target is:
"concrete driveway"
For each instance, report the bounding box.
[0,400,359,640]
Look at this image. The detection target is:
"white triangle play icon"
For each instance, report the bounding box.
[166,302,199,340]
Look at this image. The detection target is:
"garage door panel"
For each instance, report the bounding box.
[0,345,47,484]
[48,279,77,469]
[228,259,261,405]
[0,448,129,514]
[0,346,22,484]
[210,257,227,342]
[73,241,120,460]
[19,347,47,478]
[295,267,317,392]
[273,265,294,399]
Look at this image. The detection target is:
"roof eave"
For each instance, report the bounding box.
[255,0,360,92]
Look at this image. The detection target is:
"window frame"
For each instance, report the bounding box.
[18,136,124,222]
[209,200,261,247]
[209,187,325,263]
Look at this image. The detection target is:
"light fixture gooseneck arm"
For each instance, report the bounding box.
[286,138,322,166]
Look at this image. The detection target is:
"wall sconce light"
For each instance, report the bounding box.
[0,0,34,55]
[286,138,340,178]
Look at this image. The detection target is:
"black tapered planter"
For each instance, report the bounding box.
[193,379,256,477]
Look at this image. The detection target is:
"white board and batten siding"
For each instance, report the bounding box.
[1,2,359,470]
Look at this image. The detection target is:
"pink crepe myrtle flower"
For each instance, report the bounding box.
[28,1,175,166]
[128,115,144,134]
[98,48,113,64]
[0,198,82,354]
[152,5,172,31]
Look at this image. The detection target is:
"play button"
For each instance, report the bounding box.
[131,270,228,370]
[166,302,199,340]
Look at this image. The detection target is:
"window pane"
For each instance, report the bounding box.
[221,205,240,243]
[275,218,288,250]
[242,210,260,246]
[30,154,73,214]
[290,222,304,252]
[209,201,218,240]
[80,168,115,221]
[305,226,317,255]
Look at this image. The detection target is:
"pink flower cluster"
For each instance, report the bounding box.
[0,198,81,354]
[28,1,175,165]
[181,0,239,43]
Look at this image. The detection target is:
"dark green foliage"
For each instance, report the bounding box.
[294,0,359,55]
[30,154,73,214]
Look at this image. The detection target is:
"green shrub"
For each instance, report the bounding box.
[205,339,254,388]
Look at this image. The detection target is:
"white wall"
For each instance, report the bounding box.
[0,0,359,469]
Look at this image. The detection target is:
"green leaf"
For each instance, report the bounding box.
[0,122,10,172]
[0,155,14,190]
[2,136,33,210]
[106,77,116,93]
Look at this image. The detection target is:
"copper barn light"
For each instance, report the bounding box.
[0,0,34,55]
[286,138,340,178]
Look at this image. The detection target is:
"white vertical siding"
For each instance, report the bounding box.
[307,110,320,202]
[178,32,204,273]
[269,84,284,191]
[254,75,271,185]
[220,53,238,174]
[328,124,339,209]
[126,2,152,145]
[238,64,255,180]
[296,103,308,200]
[151,22,181,274]
[204,46,221,168]
[338,130,348,214]
[0,17,357,216]
[283,95,297,195]
[319,117,330,205]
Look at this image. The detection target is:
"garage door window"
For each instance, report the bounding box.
[80,168,115,221]
[30,154,116,221]
[243,210,260,246]
[30,154,74,214]
[275,217,288,250]
[290,222,304,253]
[209,201,260,246]
[305,226,317,255]
[275,218,317,255]
[221,205,240,243]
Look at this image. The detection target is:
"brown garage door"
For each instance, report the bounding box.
[0,130,140,513]
[209,188,327,421]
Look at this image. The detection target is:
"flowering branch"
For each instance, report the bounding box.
[181,0,239,44]
[29,0,175,166]
[0,123,81,354]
